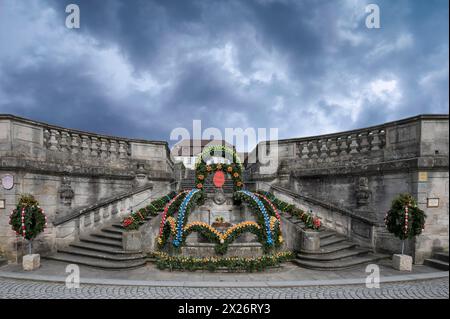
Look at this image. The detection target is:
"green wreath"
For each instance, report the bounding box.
[9,194,47,241]
[384,194,426,240]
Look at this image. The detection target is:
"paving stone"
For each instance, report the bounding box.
[0,278,447,299]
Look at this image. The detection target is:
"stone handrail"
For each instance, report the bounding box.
[53,181,178,226]
[255,182,379,248]
[267,183,377,226]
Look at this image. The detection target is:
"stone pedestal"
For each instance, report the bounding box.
[300,230,320,252]
[122,231,142,251]
[392,254,413,271]
[22,254,40,271]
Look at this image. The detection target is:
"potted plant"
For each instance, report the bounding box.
[121,216,142,251]
[9,194,47,271]
[385,194,426,271]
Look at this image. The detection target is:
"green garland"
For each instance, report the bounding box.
[257,191,321,230]
[384,194,426,240]
[9,194,47,241]
[122,191,177,231]
[154,251,294,272]
[194,145,243,170]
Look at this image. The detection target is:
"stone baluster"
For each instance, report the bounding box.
[359,132,370,153]
[300,142,309,159]
[379,130,386,148]
[319,139,328,159]
[309,141,319,159]
[90,137,99,156]
[109,140,118,160]
[118,141,128,159]
[80,135,90,156]
[71,134,80,155]
[370,130,381,150]
[338,136,348,155]
[59,131,71,153]
[349,134,359,154]
[43,129,50,148]
[48,129,59,151]
[329,138,338,156]
[99,138,109,158]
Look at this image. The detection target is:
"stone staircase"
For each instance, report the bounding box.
[180,169,234,193]
[46,217,156,270]
[281,213,389,270]
[424,252,449,271]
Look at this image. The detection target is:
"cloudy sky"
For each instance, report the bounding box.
[0,0,448,150]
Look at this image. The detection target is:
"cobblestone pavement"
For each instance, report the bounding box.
[0,278,448,299]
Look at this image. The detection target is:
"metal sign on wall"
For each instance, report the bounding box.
[1,174,14,190]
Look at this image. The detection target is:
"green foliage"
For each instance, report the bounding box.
[154,251,294,272]
[257,191,321,230]
[9,194,46,241]
[122,191,177,231]
[385,193,426,240]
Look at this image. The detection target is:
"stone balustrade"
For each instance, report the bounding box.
[0,114,174,178]
[247,114,448,177]
[43,126,131,160]
[294,128,386,161]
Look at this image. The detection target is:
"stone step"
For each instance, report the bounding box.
[297,247,370,262]
[293,253,389,270]
[299,241,358,255]
[102,227,125,235]
[91,232,122,241]
[319,230,335,240]
[79,236,123,248]
[57,247,144,262]
[45,253,146,270]
[424,258,449,271]
[112,223,125,229]
[69,242,142,255]
[320,235,348,247]
[434,252,449,263]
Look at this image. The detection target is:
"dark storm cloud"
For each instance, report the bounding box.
[0,0,448,149]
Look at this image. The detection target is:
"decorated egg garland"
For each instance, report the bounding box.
[9,194,47,241]
[384,193,426,241]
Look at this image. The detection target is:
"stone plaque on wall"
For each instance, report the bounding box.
[1,174,14,190]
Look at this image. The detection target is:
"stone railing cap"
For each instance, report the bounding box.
[0,113,169,146]
[258,114,449,145]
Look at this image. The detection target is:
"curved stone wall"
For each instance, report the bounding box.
[0,114,175,260]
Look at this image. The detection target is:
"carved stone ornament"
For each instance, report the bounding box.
[213,188,227,205]
[355,176,371,206]
[59,176,75,207]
